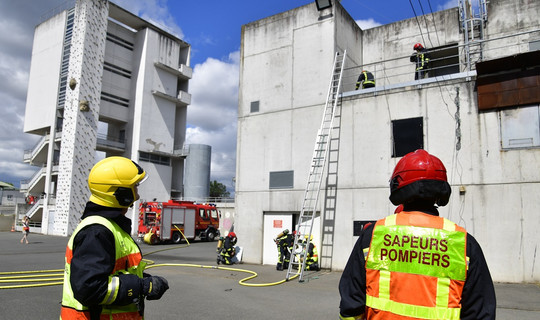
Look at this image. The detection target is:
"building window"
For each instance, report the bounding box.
[530,40,540,51]
[7,195,13,201]
[476,51,540,111]
[427,44,460,77]
[139,152,171,166]
[199,208,208,220]
[269,170,294,189]
[500,105,540,149]
[392,117,423,157]
[250,101,259,113]
[101,92,130,107]
[103,62,132,79]
[106,32,134,51]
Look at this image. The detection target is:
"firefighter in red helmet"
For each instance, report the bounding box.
[410,42,430,80]
[218,231,238,265]
[339,150,496,320]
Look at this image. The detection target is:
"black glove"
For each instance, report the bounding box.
[142,276,169,300]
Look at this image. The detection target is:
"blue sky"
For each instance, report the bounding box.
[0,0,456,194]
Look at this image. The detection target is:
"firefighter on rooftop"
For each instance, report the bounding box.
[355,70,375,90]
[338,149,496,320]
[410,43,430,80]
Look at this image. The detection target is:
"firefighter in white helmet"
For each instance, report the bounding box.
[60,157,169,319]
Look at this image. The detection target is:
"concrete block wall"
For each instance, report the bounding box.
[55,0,108,236]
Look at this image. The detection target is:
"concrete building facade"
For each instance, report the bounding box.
[236,0,540,283]
[22,0,197,236]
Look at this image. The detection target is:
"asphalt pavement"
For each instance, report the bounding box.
[0,231,539,319]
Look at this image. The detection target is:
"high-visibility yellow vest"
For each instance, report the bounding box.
[60,215,145,320]
[365,212,467,320]
[417,53,429,70]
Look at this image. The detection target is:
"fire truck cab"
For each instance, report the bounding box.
[138,200,220,244]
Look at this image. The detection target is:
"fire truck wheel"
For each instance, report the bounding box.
[171,232,182,244]
[206,229,216,242]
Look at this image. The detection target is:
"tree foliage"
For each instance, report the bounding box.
[209,180,230,198]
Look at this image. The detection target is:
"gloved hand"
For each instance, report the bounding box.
[142,275,169,300]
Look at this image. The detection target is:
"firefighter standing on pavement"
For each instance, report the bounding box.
[355,70,375,90]
[410,43,430,80]
[338,149,496,320]
[274,229,294,271]
[217,232,237,265]
[60,157,169,320]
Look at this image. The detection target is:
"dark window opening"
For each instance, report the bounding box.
[139,152,171,166]
[269,170,294,189]
[101,92,130,107]
[251,101,260,113]
[106,33,134,51]
[427,44,460,77]
[392,117,423,157]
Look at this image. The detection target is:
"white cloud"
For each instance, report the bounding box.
[440,0,459,11]
[0,0,52,187]
[110,0,184,39]
[356,18,382,30]
[186,52,239,193]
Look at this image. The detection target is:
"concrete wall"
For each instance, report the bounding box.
[482,0,540,60]
[236,0,540,282]
[361,8,460,84]
[24,11,66,134]
[338,79,540,282]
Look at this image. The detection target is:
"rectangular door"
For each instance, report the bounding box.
[262,213,293,266]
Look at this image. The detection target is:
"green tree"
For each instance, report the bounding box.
[209,180,230,198]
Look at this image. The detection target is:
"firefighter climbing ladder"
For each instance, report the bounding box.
[286,50,346,282]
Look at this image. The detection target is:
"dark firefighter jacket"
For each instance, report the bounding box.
[220,236,237,259]
[410,48,430,71]
[277,233,294,248]
[66,202,144,319]
[338,206,496,320]
[356,71,375,89]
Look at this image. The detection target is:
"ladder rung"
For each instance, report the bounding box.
[288,51,345,282]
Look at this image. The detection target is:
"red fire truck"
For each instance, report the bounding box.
[138,200,220,244]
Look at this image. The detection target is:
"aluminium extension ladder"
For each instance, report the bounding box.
[286,50,347,282]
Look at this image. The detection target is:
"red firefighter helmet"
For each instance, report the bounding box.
[413,43,424,51]
[389,149,451,206]
[227,231,237,245]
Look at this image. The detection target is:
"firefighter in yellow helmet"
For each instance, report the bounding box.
[302,234,320,271]
[60,157,169,319]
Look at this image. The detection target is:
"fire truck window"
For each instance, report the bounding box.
[199,209,208,220]
[210,209,218,219]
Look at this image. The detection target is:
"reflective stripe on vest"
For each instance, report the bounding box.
[362,71,375,86]
[417,53,429,70]
[61,216,144,320]
[365,212,467,320]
